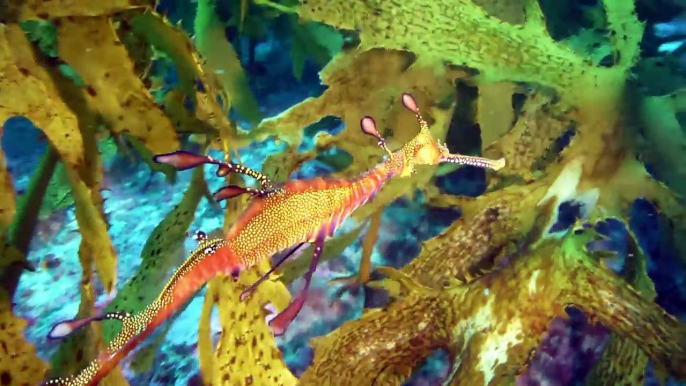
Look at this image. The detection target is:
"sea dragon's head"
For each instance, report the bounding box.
[360,93,506,177]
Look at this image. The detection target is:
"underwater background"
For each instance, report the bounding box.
[1,0,686,385]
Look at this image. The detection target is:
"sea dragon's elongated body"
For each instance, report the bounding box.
[42,93,505,385]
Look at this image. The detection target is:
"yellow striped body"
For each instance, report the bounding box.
[226,164,394,266]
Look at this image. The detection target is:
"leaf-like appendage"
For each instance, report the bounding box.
[0,0,151,23]
[195,0,262,125]
[203,261,296,386]
[0,25,85,168]
[56,16,179,156]
[0,290,49,385]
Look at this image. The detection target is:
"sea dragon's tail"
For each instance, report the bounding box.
[43,236,243,386]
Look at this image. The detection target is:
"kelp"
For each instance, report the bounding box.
[55,16,180,156]
[195,0,262,126]
[198,263,295,386]
[0,0,151,23]
[251,0,686,383]
[299,220,686,385]
[125,9,229,137]
[1,146,59,296]
[0,289,49,385]
[289,19,343,81]
[0,24,85,169]
[253,48,458,175]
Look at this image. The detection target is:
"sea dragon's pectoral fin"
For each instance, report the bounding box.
[47,311,131,340]
[268,232,326,336]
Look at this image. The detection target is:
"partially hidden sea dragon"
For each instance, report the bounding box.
[42,93,505,385]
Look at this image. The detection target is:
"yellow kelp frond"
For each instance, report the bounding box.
[559,225,686,379]
[302,224,686,385]
[197,277,220,383]
[126,10,231,136]
[65,167,118,294]
[55,16,180,156]
[600,0,644,68]
[417,180,551,286]
[483,92,571,182]
[195,0,262,125]
[50,102,119,377]
[102,165,208,342]
[127,11,202,97]
[40,162,76,218]
[0,239,24,271]
[114,12,155,80]
[254,48,456,174]
[302,286,449,386]
[1,146,59,298]
[204,261,296,386]
[0,289,49,385]
[476,82,516,151]
[258,0,639,103]
[0,0,151,23]
[0,24,84,168]
[472,0,527,24]
[585,221,656,385]
[639,90,686,196]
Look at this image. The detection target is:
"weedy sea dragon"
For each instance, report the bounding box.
[42,93,505,385]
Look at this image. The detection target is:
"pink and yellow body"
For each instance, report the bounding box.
[43,93,505,385]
